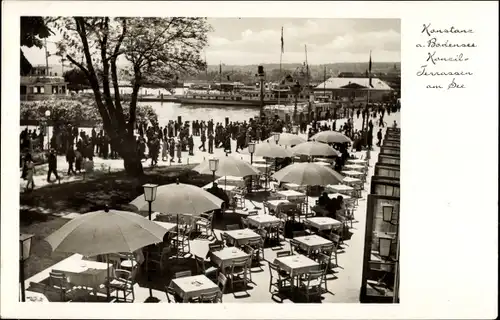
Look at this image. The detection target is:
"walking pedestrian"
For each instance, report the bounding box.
[66,145,76,175]
[24,153,35,192]
[47,149,59,182]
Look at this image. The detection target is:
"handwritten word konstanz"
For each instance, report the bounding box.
[421,23,474,37]
[427,52,469,65]
[416,65,473,76]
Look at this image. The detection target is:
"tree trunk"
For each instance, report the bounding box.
[118,135,144,176]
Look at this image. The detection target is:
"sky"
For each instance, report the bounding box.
[23,18,400,68]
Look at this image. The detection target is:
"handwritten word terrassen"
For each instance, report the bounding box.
[418,23,475,90]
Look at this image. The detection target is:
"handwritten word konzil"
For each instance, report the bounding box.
[417,23,476,90]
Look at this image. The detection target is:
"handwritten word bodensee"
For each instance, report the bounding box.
[416,23,476,90]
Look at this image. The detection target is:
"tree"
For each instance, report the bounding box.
[20,17,54,75]
[52,17,211,176]
[63,68,90,92]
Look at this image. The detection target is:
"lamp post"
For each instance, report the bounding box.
[291,81,301,124]
[209,158,219,187]
[273,132,280,145]
[45,110,51,150]
[142,183,158,220]
[248,142,255,165]
[381,205,400,303]
[19,234,34,302]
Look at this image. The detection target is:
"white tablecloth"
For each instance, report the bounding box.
[274,254,319,277]
[247,214,281,228]
[305,217,342,231]
[266,199,292,212]
[277,190,306,202]
[294,235,333,251]
[210,247,250,270]
[224,228,261,245]
[52,260,112,291]
[171,275,219,302]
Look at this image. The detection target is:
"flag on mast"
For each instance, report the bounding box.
[368,50,373,88]
[281,27,284,53]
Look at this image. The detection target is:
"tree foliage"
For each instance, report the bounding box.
[63,68,90,92]
[20,17,55,75]
[48,17,211,175]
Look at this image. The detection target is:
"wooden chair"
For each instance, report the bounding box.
[164,281,182,303]
[268,262,292,295]
[289,239,306,256]
[172,232,191,258]
[107,269,135,302]
[229,256,251,293]
[293,230,306,238]
[208,241,224,252]
[196,212,214,237]
[195,255,218,280]
[328,233,342,267]
[241,217,250,229]
[297,269,325,302]
[217,273,228,299]
[197,288,221,303]
[48,271,72,302]
[247,238,265,265]
[146,246,172,274]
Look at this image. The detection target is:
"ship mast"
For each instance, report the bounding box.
[304,44,309,88]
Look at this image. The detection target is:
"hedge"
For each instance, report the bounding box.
[20,98,158,127]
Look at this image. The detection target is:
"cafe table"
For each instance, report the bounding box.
[266,199,292,212]
[342,170,365,178]
[283,183,304,191]
[314,157,335,164]
[294,235,333,253]
[216,176,245,187]
[277,190,307,202]
[344,164,365,171]
[210,247,251,272]
[224,228,262,246]
[25,290,49,303]
[170,274,220,302]
[327,184,354,194]
[247,214,281,228]
[52,258,113,295]
[305,217,342,231]
[274,254,320,289]
[328,192,352,200]
[343,176,362,185]
[347,159,368,165]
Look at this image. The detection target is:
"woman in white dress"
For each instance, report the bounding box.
[162,138,168,162]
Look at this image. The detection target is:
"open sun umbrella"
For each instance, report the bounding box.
[130,182,224,215]
[272,162,344,186]
[193,154,260,177]
[243,141,293,158]
[45,207,168,299]
[264,132,306,146]
[311,130,353,144]
[291,141,341,157]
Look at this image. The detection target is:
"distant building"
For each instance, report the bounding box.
[313,77,394,102]
[20,65,68,99]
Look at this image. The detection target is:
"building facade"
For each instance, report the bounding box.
[20,65,68,99]
[313,77,395,102]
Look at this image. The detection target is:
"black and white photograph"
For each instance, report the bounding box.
[2,1,497,319]
[17,15,401,304]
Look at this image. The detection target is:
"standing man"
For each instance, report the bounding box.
[188,135,194,156]
[377,129,383,147]
[47,149,59,182]
[66,145,76,175]
[208,132,214,154]
[199,131,206,152]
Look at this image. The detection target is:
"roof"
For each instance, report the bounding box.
[315,77,393,91]
[21,76,67,85]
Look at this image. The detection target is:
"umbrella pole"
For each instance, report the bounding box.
[177,214,180,259]
[106,254,110,300]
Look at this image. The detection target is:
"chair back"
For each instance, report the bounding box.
[217,273,228,295]
[306,269,325,282]
[321,243,335,257]
[209,242,224,252]
[195,255,206,273]
[231,256,250,272]
[226,224,240,231]
[268,261,280,278]
[49,271,68,301]
[276,250,291,257]
[165,282,177,303]
[241,218,249,229]
[198,289,220,303]
[221,233,232,246]
[317,253,330,271]
[174,270,192,278]
[290,239,301,254]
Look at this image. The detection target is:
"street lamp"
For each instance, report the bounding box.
[19,233,34,302]
[248,142,256,164]
[291,81,301,124]
[142,183,158,220]
[209,158,219,187]
[45,110,51,150]
[273,132,280,145]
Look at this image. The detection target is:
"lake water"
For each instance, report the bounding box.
[138,101,260,125]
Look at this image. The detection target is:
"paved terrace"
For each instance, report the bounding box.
[22,112,400,303]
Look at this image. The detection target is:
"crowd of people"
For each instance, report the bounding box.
[19,102,399,192]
